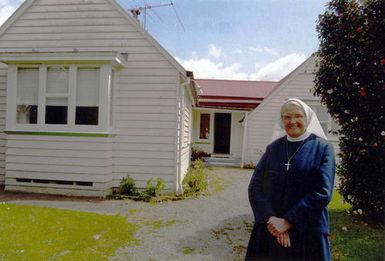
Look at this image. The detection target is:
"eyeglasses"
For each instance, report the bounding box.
[282,114,305,122]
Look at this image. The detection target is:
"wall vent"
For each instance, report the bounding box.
[16,178,93,187]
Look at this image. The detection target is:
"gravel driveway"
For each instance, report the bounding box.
[5,167,254,261]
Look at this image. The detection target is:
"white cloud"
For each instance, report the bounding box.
[251,53,306,81]
[0,0,22,26]
[248,46,279,57]
[208,44,223,59]
[176,57,248,80]
[177,53,307,81]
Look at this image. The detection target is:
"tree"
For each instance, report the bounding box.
[314,0,385,224]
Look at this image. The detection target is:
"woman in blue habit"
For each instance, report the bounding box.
[245,98,335,261]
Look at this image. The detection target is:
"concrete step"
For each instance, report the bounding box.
[204,156,241,167]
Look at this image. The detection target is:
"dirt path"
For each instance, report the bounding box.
[4,167,254,261]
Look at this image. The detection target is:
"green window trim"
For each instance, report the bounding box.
[3,130,114,138]
[194,141,211,145]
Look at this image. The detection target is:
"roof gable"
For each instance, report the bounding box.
[248,55,316,117]
[0,0,187,77]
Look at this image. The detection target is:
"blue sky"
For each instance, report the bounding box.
[0,0,329,80]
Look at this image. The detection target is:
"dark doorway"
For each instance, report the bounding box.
[214,113,231,154]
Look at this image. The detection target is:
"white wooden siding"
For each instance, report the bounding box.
[112,68,179,189]
[0,64,6,184]
[0,0,160,53]
[245,56,340,164]
[5,135,113,196]
[180,92,192,180]
[0,0,185,194]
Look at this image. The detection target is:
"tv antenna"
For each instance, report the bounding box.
[129,1,185,32]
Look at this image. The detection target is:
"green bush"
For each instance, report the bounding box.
[116,175,166,201]
[315,0,385,224]
[119,175,138,196]
[144,178,166,197]
[182,160,208,196]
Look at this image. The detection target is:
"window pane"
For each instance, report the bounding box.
[76,67,99,125]
[16,68,38,124]
[76,107,98,125]
[199,114,210,139]
[46,98,67,124]
[47,66,69,94]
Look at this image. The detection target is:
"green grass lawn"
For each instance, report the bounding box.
[329,191,385,261]
[0,204,138,260]
[0,189,383,261]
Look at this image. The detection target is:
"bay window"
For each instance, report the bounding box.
[7,63,112,133]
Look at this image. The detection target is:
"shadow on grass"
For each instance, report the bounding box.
[176,214,254,261]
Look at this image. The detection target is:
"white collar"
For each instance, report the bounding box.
[286,131,311,142]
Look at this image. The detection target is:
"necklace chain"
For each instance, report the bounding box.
[285,139,305,171]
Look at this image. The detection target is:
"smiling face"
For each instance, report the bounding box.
[282,103,307,138]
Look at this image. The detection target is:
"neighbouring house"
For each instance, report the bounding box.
[0,0,197,196]
[243,55,340,166]
[192,56,340,167]
[191,79,277,166]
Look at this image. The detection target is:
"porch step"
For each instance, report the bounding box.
[204,156,241,167]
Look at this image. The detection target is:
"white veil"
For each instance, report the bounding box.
[271,98,328,142]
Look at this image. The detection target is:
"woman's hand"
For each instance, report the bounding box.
[276,231,291,248]
[267,216,292,236]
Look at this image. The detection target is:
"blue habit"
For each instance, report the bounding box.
[245,134,335,261]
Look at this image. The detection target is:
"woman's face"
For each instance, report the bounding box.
[282,104,306,138]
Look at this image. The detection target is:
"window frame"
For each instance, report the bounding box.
[199,113,210,140]
[6,63,112,134]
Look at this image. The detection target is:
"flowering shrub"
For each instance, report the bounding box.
[315,0,385,224]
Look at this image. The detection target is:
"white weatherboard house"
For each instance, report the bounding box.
[0,0,196,196]
[243,55,340,165]
[191,56,339,167]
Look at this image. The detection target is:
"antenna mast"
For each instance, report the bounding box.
[130,3,171,29]
[129,1,185,31]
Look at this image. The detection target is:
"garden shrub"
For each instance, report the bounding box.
[119,175,138,196]
[191,146,210,162]
[182,160,208,196]
[117,176,166,201]
[315,0,385,224]
[144,178,166,197]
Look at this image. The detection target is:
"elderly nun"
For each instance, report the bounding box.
[245,98,335,261]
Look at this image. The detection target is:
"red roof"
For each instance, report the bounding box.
[195,79,277,99]
[194,79,277,110]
